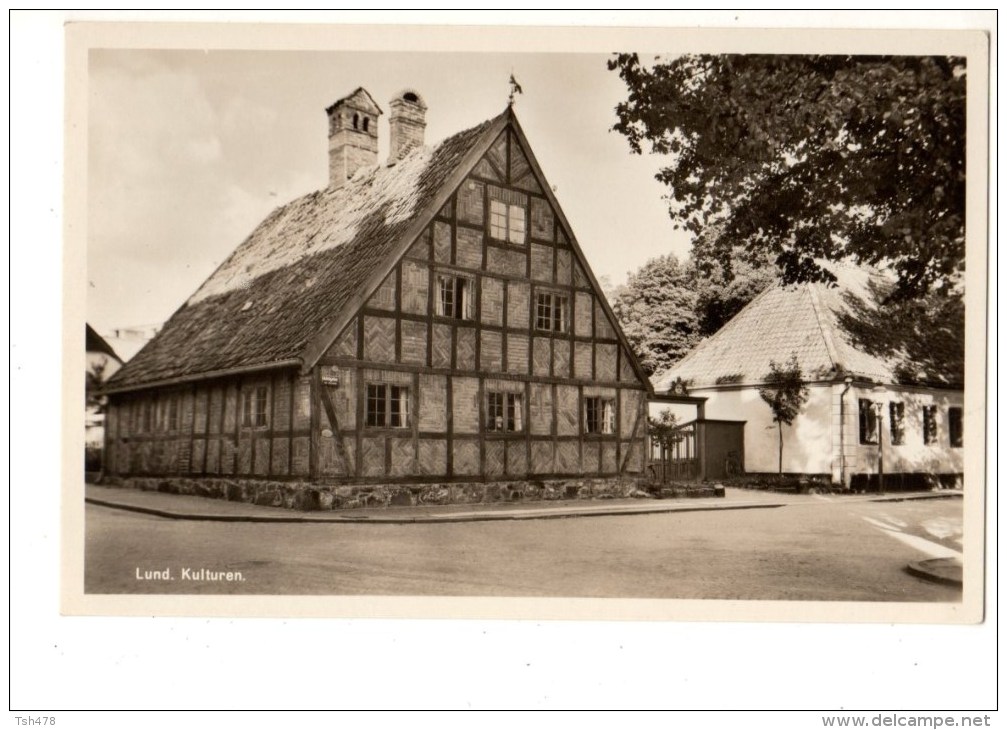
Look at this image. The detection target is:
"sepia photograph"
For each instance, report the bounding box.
[65,25,989,618]
[5,10,995,718]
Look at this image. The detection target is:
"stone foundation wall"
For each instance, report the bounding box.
[100,475,681,512]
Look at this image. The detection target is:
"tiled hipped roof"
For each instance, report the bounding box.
[652,264,961,392]
[107,115,500,390]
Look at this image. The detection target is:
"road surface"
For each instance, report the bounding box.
[83,493,963,601]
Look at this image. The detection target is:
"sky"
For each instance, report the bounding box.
[86,48,693,334]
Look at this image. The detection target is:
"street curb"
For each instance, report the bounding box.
[870,492,963,504]
[85,496,785,525]
[905,558,963,587]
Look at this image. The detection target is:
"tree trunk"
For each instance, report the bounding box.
[778,421,783,475]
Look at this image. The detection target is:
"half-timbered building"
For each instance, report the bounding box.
[103,88,652,507]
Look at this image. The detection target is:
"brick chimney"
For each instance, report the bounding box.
[326,88,382,188]
[388,90,427,162]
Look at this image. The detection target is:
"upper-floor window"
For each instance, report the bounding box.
[889,401,905,445]
[858,399,878,445]
[366,383,410,429]
[535,292,568,333]
[948,406,963,447]
[922,405,938,445]
[242,386,269,428]
[437,273,473,319]
[489,199,526,245]
[585,397,616,435]
[487,392,523,433]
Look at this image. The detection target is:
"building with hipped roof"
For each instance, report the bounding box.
[652,264,964,489]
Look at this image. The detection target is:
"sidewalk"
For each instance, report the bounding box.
[84,484,960,525]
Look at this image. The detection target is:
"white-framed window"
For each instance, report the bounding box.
[535,291,568,333]
[489,199,527,244]
[585,397,616,435]
[366,383,410,429]
[487,391,523,433]
[437,273,473,319]
[242,386,268,428]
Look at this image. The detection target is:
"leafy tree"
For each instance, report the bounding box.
[758,354,810,475]
[86,360,109,413]
[612,249,776,372]
[611,254,699,375]
[608,54,966,300]
[692,250,777,337]
[648,408,681,452]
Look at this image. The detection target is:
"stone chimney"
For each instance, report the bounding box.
[388,90,427,162]
[326,88,382,188]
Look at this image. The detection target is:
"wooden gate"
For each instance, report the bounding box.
[648,419,745,483]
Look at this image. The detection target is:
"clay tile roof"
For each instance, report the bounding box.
[107,112,503,391]
[652,263,962,392]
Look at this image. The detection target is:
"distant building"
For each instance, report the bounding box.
[102,323,161,363]
[86,324,123,449]
[652,265,963,489]
[101,88,652,507]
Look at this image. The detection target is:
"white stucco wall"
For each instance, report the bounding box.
[651,381,964,481]
[838,384,964,481]
[690,384,834,474]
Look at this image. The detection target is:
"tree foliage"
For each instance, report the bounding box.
[611,250,775,374]
[608,54,966,300]
[692,251,778,337]
[759,354,810,474]
[610,254,699,376]
[835,279,965,388]
[86,360,109,414]
[647,408,682,451]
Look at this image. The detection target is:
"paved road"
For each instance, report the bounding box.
[84,494,962,601]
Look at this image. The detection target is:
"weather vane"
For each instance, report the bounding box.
[508,72,523,107]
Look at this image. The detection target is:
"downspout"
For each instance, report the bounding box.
[839,376,853,490]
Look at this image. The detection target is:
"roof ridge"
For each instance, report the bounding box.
[807,282,843,374]
[657,282,777,382]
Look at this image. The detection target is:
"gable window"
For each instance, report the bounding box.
[585,397,616,435]
[889,401,905,445]
[922,405,938,445]
[437,273,473,319]
[242,386,269,428]
[948,407,963,447]
[366,383,410,429]
[489,199,526,245]
[858,399,878,445]
[487,392,523,433]
[535,292,568,333]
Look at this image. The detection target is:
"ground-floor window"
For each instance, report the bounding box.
[922,405,939,445]
[889,401,905,445]
[858,399,878,444]
[487,391,523,432]
[366,383,410,428]
[241,386,269,428]
[948,406,963,447]
[585,397,615,434]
